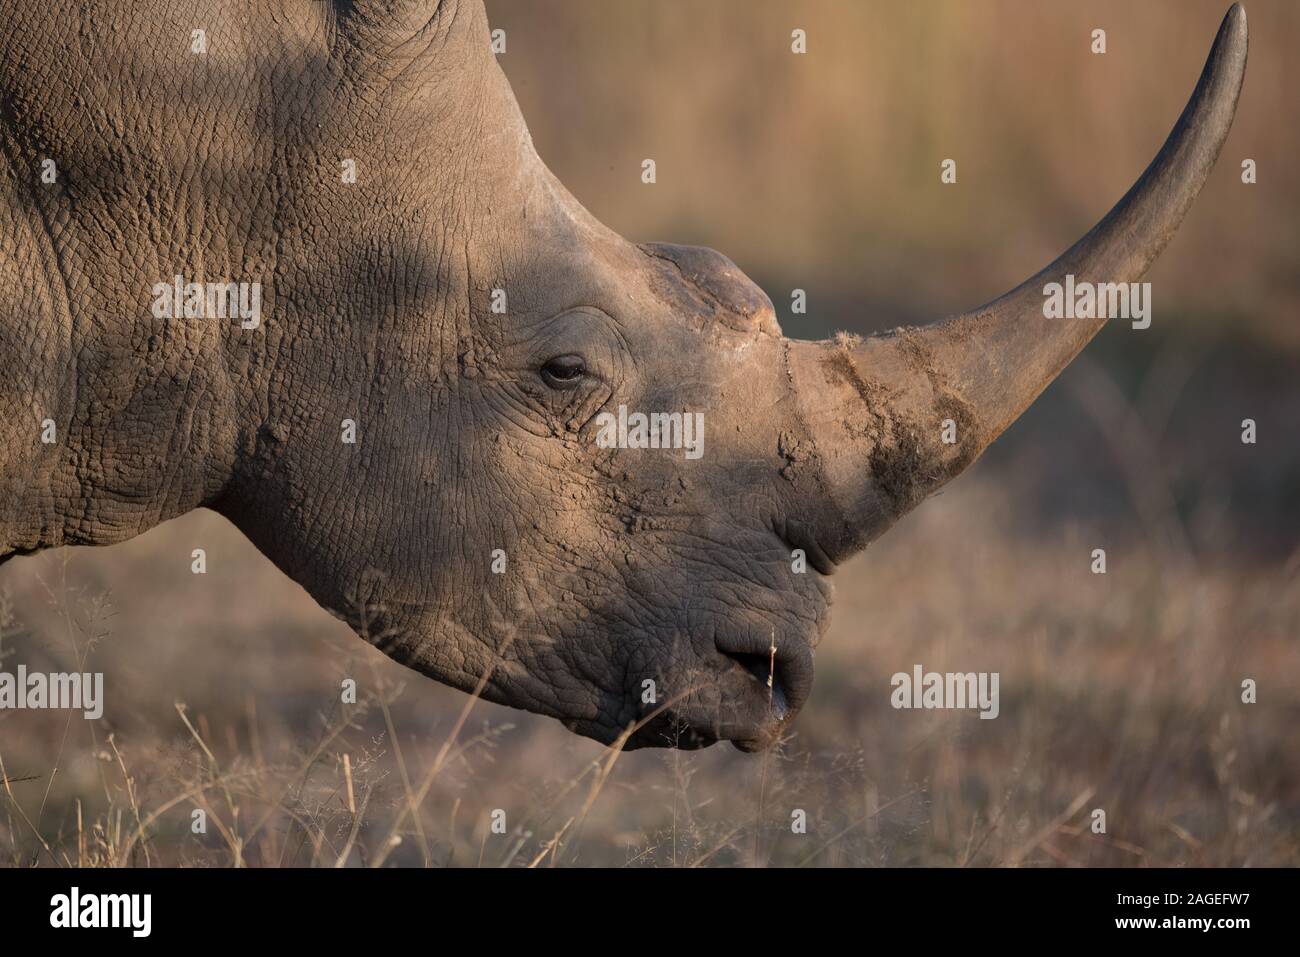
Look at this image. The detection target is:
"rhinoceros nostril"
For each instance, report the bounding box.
[721,650,792,721]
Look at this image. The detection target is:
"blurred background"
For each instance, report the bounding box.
[1,0,1296,866]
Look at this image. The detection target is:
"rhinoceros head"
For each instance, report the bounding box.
[0,1,1246,749]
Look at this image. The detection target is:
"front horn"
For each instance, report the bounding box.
[789,3,1248,557]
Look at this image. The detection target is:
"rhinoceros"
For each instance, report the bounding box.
[0,2,1247,750]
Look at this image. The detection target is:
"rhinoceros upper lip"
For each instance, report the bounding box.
[771,517,837,576]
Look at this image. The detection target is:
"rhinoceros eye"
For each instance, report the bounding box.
[539,354,587,389]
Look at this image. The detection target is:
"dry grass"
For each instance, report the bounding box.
[0,459,1294,866]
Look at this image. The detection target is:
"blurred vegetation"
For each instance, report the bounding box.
[1,489,1294,866]
[498,0,1300,347]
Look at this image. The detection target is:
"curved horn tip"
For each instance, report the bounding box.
[1218,3,1248,58]
[1210,4,1248,80]
[1225,3,1247,33]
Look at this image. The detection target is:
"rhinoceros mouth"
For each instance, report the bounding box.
[619,633,811,752]
[623,621,815,752]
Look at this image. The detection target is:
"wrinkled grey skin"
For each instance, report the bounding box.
[0,2,1246,749]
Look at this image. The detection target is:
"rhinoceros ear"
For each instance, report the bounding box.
[333,0,467,29]
[331,0,488,68]
[640,243,783,337]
